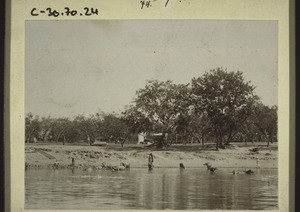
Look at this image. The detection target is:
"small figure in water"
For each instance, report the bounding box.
[71,158,75,166]
[203,162,212,170]
[204,162,217,173]
[232,170,241,175]
[209,167,217,173]
[53,160,59,169]
[120,161,130,169]
[25,162,29,170]
[244,169,254,174]
[148,153,154,170]
[179,163,185,169]
[256,157,260,168]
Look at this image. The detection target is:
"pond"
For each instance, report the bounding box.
[25,168,278,210]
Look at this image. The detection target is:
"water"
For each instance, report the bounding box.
[25,168,278,210]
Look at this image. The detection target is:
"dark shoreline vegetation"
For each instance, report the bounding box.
[26,68,277,150]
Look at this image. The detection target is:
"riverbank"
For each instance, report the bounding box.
[25,143,277,170]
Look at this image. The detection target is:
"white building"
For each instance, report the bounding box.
[137,133,146,144]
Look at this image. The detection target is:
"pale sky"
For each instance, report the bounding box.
[26,20,277,118]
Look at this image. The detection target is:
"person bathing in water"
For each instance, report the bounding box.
[148,153,154,170]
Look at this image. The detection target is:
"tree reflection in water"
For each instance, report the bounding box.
[25,168,278,210]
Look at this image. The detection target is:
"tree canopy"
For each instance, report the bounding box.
[190,67,259,149]
[123,80,190,134]
[25,67,277,149]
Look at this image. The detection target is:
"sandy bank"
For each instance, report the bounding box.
[25,143,277,170]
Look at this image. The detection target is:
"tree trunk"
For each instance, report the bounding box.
[224,124,235,145]
[42,130,47,142]
[30,129,35,143]
[42,133,46,142]
[258,134,262,142]
[26,134,30,143]
[63,135,65,145]
[57,131,64,143]
[226,130,232,145]
[25,134,29,143]
[27,129,35,143]
[87,135,93,146]
[216,140,219,151]
[156,137,164,149]
[202,134,205,147]
[216,137,221,151]
[155,133,168,149]
[42,128,52,142]
[219,136,225,149]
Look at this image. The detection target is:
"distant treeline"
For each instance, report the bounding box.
[26,67,277,149]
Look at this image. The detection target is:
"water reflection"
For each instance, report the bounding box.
[25,168,277,210]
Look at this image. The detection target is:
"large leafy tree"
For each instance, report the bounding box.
[187,112,212,146]
[73,114,101,145]
[253,103,277,146]
[50,118,71,144]
[174,104,212,145]
[100,113,130,147]
[122,105,153,134]
[191,67,259,150]
[123,80,190,148]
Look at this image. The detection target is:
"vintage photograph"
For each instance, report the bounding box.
[25,20,278,210]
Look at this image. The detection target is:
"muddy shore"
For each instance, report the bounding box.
[25,142,277,171]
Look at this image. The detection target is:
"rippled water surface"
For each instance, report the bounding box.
[25,168,277,210]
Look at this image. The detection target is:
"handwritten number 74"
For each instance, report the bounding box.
[140,1,152,9]
[140,0,172,9]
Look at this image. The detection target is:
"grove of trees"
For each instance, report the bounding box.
[26,68,277,149]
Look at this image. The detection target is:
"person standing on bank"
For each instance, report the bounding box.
[148,153,154,170]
